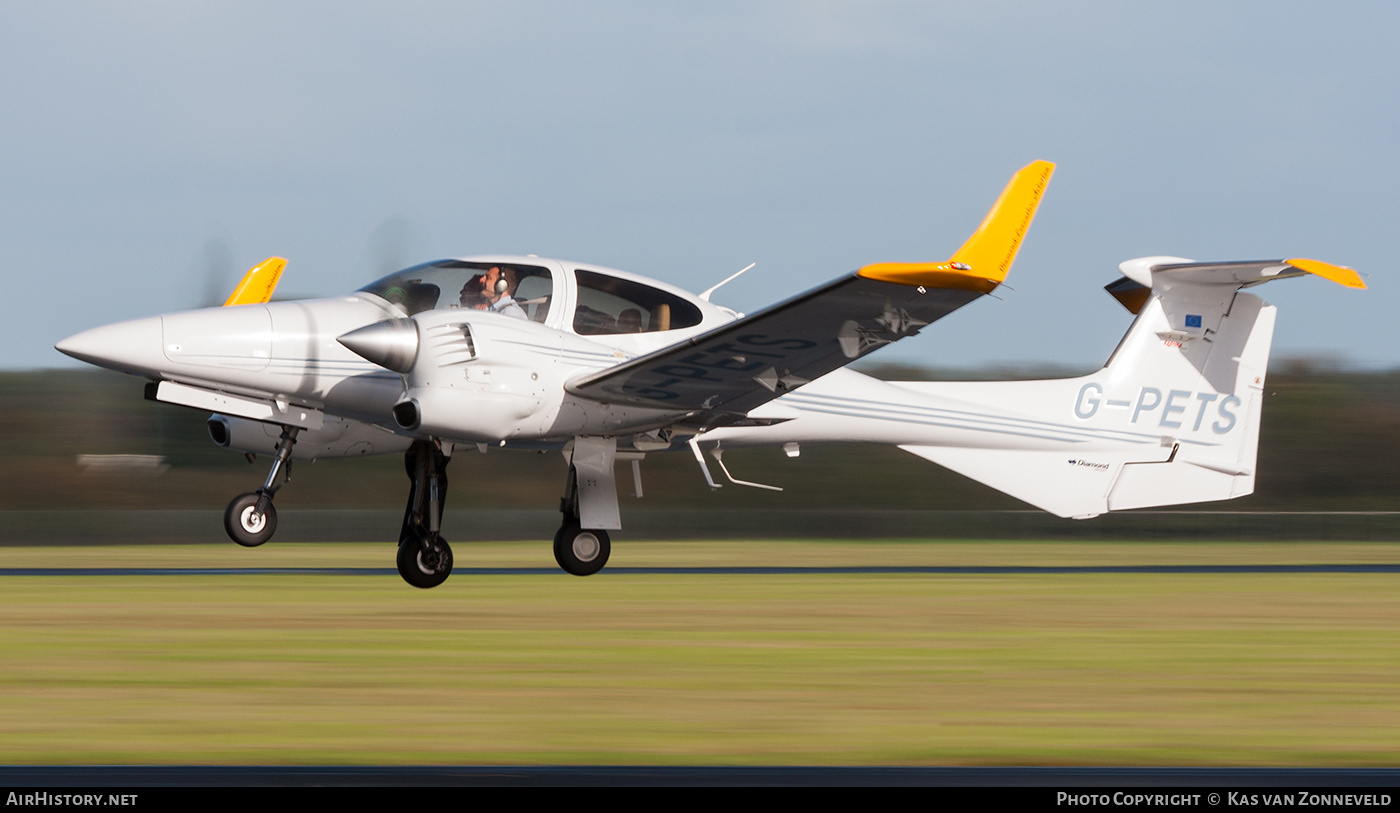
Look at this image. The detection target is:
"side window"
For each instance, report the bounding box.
[511,270,553,323]
[572,269,703,335]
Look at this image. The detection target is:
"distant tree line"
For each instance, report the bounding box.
[0,365,1395,513]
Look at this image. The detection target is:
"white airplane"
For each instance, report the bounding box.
[56,161,1366,588]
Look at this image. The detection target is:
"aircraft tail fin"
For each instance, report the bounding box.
[896,257,1362,517]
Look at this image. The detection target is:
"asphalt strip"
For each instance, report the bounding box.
[2,765,1400,787]
[1,565,1399,576]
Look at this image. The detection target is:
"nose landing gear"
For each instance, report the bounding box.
[223,425,298,547]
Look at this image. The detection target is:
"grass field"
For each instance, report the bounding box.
[2,540,1398,766]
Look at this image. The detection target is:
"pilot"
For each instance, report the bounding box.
[460,266,527,319]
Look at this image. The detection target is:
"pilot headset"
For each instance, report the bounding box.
[487,268,511,295]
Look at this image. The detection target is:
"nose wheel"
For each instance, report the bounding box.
[223,425,298,548]
[224,492,277,547]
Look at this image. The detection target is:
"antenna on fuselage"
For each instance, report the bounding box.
[699,262,756,302]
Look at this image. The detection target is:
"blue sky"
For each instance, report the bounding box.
[4,2,1394,371]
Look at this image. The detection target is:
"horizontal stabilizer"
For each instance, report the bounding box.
[1108,257,1364,313]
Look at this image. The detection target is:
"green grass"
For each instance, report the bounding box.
[1,540,1398,765]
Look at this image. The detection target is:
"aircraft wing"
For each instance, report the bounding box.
[567,160,1054,416]
[223,257,287,306]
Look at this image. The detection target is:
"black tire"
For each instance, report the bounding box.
[224,492,276,547]
[397,535,453,589]
[553,524,611,576]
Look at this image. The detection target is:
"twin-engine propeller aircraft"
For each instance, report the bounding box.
[56,161,1366,587]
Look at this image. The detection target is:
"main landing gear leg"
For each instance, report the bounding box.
[396,439,453,588]
[224,425,299,547]
[554,463,612,577]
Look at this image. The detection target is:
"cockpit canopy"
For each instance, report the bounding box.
[358,259,705,335]
[359,259,556,323]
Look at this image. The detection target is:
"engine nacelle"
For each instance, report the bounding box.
[208,414,412,460]
[340,308,683,443]
[382,310,555,442]
[392,384,547,443]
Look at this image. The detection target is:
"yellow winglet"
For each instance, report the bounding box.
[222,257,288,306]
[858,160,1055,290]
[1286,258,1366,290]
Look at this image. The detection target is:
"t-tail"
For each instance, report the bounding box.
[893,257,1364,518]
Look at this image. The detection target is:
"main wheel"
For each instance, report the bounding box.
[397,535,453,588]
[224,492,276,547]
[553,524,611,576]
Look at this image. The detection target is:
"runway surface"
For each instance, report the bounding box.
[2,564,1399,576]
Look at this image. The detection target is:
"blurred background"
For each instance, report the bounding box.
[2,361,1395,543]
[2,2,1396,541]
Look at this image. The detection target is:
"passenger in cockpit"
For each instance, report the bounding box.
[460,266,527,319]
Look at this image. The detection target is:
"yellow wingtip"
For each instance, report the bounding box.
[222,257,288,306]
[859,160,1055,289]
[1286,258,1366,290]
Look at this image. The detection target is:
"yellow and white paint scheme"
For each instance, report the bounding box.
[55,162,1364,587]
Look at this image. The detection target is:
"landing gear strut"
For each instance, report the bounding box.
[224,425,298,547]
[397,439,453,588]
[555,465,611,576]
